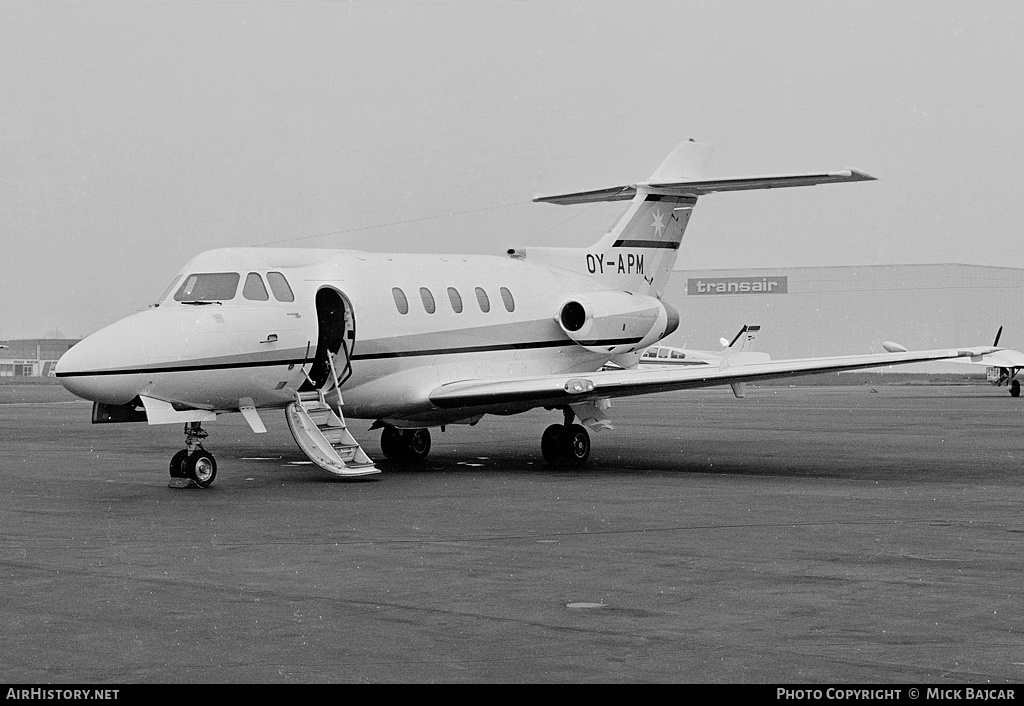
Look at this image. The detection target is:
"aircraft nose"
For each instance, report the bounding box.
[56,314,149,404]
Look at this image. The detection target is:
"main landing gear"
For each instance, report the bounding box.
[541,408,591,467]
[168,422,217,489]
[379,426,432,462]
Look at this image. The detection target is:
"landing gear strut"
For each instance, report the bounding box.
[541,408,591,467]
[380,426,431,462]
[168,422,217,488]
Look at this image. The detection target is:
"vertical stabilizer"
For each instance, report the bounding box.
[584,141,711,297]
[649,140,713,182]
[582,188,697,298]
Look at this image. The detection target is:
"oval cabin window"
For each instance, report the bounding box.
[420,287,436,314]
[475,287,490,313]
[447,287,463,313]
[392,287,409,314]
[500,287,515,312]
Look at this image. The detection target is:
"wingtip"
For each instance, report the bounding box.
[848,168,877,181]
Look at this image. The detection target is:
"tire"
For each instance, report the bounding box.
[380,427,431,462]
[541,424,565,465]
[564,424,591,466]
[1011,380,1020,398]
[405,429,431,461]
[184,450,217,488]
[169,450,189,478]
[380,427,404,460]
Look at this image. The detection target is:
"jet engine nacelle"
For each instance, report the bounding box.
[557,291,680,355]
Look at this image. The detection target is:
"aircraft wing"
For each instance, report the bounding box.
[429,345,998,409]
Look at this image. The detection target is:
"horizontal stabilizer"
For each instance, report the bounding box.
[535,170,875,205]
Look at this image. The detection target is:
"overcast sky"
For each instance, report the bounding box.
[2,0,1022,338]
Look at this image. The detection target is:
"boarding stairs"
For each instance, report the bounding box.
[284,347,379,477]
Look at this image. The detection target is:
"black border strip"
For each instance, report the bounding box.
[611,240,680,249]
[56,358,307,378]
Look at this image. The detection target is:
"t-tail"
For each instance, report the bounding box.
[518,140,875,298]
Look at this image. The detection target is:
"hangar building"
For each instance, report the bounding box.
[0,339,80,377]
[660,264,1024,373]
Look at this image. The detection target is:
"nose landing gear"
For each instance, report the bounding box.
[168,422,218,489]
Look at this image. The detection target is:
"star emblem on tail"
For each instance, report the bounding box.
[651,208,666,237]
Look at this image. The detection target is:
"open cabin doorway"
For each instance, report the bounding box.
[300,287,355,393]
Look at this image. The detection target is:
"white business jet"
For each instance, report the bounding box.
[54,141,1009,488]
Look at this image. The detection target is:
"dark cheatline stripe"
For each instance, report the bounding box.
[352,339,570,360]
[575,337,644,347]
[611,240,680,249]
[56,358,307,378]
[57,337,648,376]
[352,337,642,360]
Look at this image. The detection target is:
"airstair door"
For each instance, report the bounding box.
[286,288,378,477]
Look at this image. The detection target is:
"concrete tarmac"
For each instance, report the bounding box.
[2,382,1023,683]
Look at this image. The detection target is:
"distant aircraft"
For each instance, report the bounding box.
[969,327,1024,397]
[633,325,768,399]
[54,141,1012,488]
[639,324,765,367]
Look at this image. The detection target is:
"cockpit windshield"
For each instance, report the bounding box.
[152,275,182,307]
[173,273,240,302]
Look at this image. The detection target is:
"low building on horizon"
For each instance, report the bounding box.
[0,339,80,377]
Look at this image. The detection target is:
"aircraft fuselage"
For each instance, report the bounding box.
[56,247,634,426]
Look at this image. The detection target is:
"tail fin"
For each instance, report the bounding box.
[523,140,874,297]
[724,324,760,353]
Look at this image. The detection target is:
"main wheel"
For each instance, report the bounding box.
[541,424,565,465]
[1011,380,1020,398]
[380,427,404,460]
[380,427,431,462]
[184,450,217,488]
[405,429,431,461]
[169,450,189,479]
[563,424,591,466]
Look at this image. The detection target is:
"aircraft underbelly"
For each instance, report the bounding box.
[340,346,603,420]
[144,364,306,411]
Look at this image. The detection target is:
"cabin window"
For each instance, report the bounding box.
[392,287,409,315]
[242,273,269,301]
[266,272,294,302]
[475,287,490,313]
[447,287,463,313]
[500,287,515,312]
[670,351,685,359]
[657,348,669,358]
[173,272,240,302]
[420,287,436,314]
[643,349,658,358]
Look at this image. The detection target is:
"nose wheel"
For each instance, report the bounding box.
[168,422,218,488]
